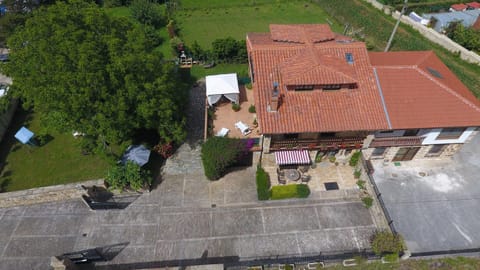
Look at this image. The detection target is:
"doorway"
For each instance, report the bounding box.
[392,147,420,161]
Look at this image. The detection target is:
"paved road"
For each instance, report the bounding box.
[372,133,480,253]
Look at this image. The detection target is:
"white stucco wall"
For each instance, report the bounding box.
[421,127,477,145]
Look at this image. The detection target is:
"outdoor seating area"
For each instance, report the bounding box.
[211,83,260,139]
[262,150,359,195]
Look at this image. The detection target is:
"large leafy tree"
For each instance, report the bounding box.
[2,0,187,147]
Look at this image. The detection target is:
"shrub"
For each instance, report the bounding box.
[270,184,310,200]
[362,196,373,208]
[256,166,271,200]
[349,151,361,167]
[130,0,165,27]
[329,156,336,163]
[201,137,244,180]
[371,231,404,255]
[356,179,366,190]
[245,82,252,89]
[354,170,361,179]
[231,103,240,112]
[383,253,399,263]
[248,104,256,113]
[252,118,257,126]
[105,161,152,191]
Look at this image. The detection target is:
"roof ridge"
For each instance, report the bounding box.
[414,51,434,66]
[415,67,480,113]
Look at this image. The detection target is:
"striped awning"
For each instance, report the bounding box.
[274,150,311,165]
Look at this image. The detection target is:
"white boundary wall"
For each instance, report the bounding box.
[363,0,480,65]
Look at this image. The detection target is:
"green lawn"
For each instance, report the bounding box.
[270,184,310,200]
[0,109,110,192]
[190,63,248,81]
[175,0,343,48]
[326,256,480,269]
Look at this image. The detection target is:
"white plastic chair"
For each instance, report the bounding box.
[216,128,229,137]
[235,121,251,136]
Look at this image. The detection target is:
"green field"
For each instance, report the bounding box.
[0,109,110,192]
[174,0,342,48]
[315,0,480,97]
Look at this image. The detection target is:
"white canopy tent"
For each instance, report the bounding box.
[206,73,240,106]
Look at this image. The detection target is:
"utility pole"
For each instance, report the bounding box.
[384,0,408,52]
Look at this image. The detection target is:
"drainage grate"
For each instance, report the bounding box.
[324,182,339,190]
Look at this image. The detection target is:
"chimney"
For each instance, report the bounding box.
[270,82,279,112]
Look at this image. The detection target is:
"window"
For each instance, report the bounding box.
[322,84,342,91]
[345,53,354,64]
[404,129,419,136]
[283,133,299,139]
[320,132,336,138]
[372,147,386,157]
[379,130,394,134]
[294,85,314,91]
[426,144,446,157]
[436,128,465,140]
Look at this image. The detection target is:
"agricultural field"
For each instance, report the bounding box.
[315,0,480,98]
[174,0,342,48]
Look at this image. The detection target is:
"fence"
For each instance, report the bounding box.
[360,153,397,235]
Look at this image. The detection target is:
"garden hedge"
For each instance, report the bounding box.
[201,136,245,180]
[256,165,271,200]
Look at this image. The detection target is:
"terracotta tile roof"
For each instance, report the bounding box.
[247,25,389,134]
[370,51,480,129]
[467,2,480,9]
[451,3,468,11]
[279,49,357,86]
[270,24,335,44]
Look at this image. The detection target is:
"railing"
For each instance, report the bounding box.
[360,153,397,235]
[270,137,364,150]
[369,136,424,148]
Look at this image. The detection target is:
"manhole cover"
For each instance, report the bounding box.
[419,172,426,177]
[324,182,339,190]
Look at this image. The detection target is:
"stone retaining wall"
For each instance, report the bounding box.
[363,0,480,65]
[0,179,104,208]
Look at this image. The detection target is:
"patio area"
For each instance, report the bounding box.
[261,151,359,194]
[211,85,260,139]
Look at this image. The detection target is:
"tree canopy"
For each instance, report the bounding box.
[2,0,187,147]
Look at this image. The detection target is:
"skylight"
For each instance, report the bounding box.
[427,67,443,79]
[345,53,354,64]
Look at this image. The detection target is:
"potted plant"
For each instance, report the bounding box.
[252,118,258,128]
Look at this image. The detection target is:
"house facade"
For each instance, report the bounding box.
[246,24,480,164]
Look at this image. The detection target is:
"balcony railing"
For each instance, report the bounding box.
[270,137,364,151]
[369,136,424,148]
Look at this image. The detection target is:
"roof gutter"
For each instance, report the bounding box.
[373,68,392,129]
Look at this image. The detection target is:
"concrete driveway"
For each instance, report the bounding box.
[371,133,480,253]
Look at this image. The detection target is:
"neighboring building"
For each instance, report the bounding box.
[424,9,480,32]
[467,1,480,9]
[450,3,468,12]
[473,15,480,29]
[246,24,480,164]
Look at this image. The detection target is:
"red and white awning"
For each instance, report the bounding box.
[274,150,311,165]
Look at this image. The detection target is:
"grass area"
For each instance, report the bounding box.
[270,184,310,200]
[0,109,110,192]
[256,166,271,200]
[190,63,248,81]
[325,256,480,269]
[174,0,342,48]
[314,0,480,98]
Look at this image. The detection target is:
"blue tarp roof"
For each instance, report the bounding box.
[14,126,34,144]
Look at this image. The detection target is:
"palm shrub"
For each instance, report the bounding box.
[201,137,244,180]
[256,165,271,200]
